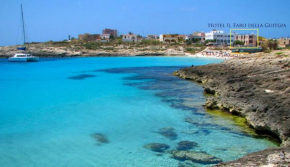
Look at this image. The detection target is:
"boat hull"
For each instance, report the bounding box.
[27,57,39,62]
[8,57,28,62]
[8,56,39,62]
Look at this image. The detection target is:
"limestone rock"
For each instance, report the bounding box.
[177,141,198,150]
[171,150,222,164]
[143,143,170,152]
[175,54,290,146]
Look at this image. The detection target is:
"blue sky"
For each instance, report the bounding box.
[1,0,290,46]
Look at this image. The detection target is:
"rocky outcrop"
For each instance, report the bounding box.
[175,52,290,166]
[175,53,290,146]
[212,147,290,167]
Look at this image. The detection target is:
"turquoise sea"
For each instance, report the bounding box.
[0,57,276,167]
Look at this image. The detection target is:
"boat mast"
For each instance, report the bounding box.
[20,4,28,55]
[21,4,26,45]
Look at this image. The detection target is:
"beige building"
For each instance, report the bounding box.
[278,37,290,48]
[191,32,205,43]
[177,35,188,41]
[159,34,179,43]
[235,34,257,47]
[78,33,100,41]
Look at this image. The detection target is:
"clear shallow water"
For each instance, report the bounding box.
[0,57,276,167]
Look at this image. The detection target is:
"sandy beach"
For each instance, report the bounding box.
[186,47,245,59]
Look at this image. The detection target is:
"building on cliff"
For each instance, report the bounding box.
[147,35,159,40]
[122,34,138,42]
[188,31,205,43]
[205,29,236,45]
[78,33,100,41]
[278,37,290,48]
[177,35,188,42]
[99,34,110,42]
[102,28,118,38]
[159,34,179,43]
[235,34,257,47]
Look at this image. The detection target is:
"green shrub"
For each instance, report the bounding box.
[140,40,161,45]
[275,52,287,57]
[193,44,204,47]
[185,48,198,54]
[233,40,245,46]
[83,42,100,49]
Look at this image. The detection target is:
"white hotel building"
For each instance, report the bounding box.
[205,30,236,45]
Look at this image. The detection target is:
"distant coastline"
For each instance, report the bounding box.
[0,41,232,58]
[0,42,189,58]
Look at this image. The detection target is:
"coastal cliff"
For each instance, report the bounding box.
[175,52,290,145]
[174,51,290,166]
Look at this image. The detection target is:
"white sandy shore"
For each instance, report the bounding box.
[185,53,229,59]
[185,47,246,59]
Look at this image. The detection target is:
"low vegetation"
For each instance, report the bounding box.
[83,42,100,49]
[263,50,271,53]
[20,37,289,57]
[261,39,279,51]
[275,52,288,57]
[185,46,206,54]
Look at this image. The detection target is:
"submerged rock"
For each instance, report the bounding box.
[177,141,198,150]
[184,118,214,127]
[158,127,178,140]
[91,133,109,144]
[171,150,222,164]
[68,74,96,80]
[143,143,170,152]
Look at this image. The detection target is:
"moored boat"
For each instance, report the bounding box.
[8,53,39,62]
[8,4,39,62]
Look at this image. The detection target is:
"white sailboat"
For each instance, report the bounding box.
[9,5,39,62]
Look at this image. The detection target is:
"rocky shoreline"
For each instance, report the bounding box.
[212,146,290,167]
[174,51,290,166]
[0,43,190,57]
